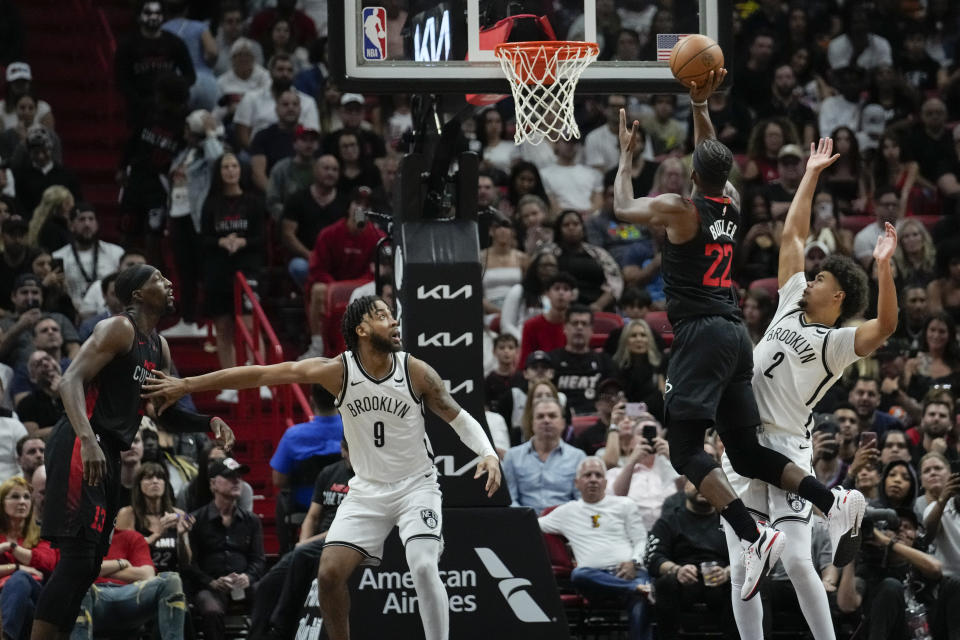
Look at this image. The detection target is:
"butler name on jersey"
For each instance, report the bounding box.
[753,272,861,436]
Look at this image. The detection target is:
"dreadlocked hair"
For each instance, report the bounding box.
[342,295,382,353]
[821,255,869,323]
[693,138,733,194]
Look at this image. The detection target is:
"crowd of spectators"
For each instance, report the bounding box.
[0,0,958,637]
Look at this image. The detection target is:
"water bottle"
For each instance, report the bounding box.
[904,583,932,640]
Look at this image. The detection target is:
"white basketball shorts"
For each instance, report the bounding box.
[324,467,443,566]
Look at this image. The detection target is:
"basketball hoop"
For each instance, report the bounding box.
[494,41,599,146]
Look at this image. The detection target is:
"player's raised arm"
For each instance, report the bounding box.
[409,357,501,497]
[689,69,726,146]
[143,357,342,413]
[614,108,691,227]
[854,222,899,356]
[778,138,841,287]
[60,316,137,485]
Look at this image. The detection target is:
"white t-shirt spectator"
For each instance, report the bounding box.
[53,240,125,310]
[853,221,883,262]
[584,125,620,172]
[540,164,603,212]
[483,140,520,174]
[827,34,893,70]
[234,87,320,138]
[484,410,511,452]
[216,64,270,97]
[818,96,862,144]
[605,456,680,531]
[538,495,647,569]
[0,100,52,130]
[925,499,960,577]
[0,411,28,483]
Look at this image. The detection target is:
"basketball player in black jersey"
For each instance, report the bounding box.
[613,71,865,600]
[31,265,235,640]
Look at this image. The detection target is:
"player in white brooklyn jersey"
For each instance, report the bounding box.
[721,138,899,640]
[142,296,502,640]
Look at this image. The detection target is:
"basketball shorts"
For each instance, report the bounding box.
[324,468,443,566]
[42,418,122,555]
[664,315,760,432]
[721,425,814,526]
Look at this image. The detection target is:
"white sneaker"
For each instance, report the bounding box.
[216,389,239,404]
[260,386,273,400]
[161,319,207,338]
[741,524,785,601]
[298,343,325,361]
[826,488,866,567]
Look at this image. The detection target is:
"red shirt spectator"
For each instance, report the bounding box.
[0,537,56,587]
[249,3,317,48]
[306,211,385,288]
[518,272,576,369]
[97,529,155,585]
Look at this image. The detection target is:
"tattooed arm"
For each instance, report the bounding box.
[409,356,501,497]
[409,357,463,422]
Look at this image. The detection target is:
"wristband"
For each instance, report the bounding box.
[691,99,708,107]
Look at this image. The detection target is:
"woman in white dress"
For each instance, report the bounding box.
[481,217,528,318]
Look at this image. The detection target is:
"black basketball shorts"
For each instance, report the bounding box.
[664,315,760,433]
[42,419,122,555]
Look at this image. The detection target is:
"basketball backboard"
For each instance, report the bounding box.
[330,0,732,95]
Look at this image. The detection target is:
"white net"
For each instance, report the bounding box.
[494,41,599,146]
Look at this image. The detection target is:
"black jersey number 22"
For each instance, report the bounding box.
[702,243,733,287]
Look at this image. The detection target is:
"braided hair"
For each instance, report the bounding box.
[342,295,382,353]
[692,138,734,194]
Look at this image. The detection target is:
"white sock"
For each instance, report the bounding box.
[778,519,836,640]
[723,521,765,640]
[311,335,324,350]
[405,538,449,640]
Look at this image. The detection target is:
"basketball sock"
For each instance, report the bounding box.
[723,521,764,640]
[405,539,449,640]
[721,499,759,543]
[778,519,836,640]
[798,476,835,515]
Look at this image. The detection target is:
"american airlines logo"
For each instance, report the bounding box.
[474,548,550,623]
[417,332,473,348]
[443,380,474,395]
[417,284,473,300]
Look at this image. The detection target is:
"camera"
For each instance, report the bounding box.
[861,507,899,543]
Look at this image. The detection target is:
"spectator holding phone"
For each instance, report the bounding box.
[606,418,679,529]
[29,251,74,321]
[811,419,848,489]
[843,428,882,490]
[924,465,960,576]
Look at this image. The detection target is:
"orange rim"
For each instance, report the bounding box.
[494,41,599,85]
[493,41,599,61]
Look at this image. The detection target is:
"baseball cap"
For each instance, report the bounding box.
[208,457,250,478]
[596,378,624,397]
[6,62,31,82]
[777,144,804,160]
[525,350,553,369]
[26,126,52,149]
[294,124,320,139]
[341,93,365,107]
[14,273,42,290]
[804,240,830,257]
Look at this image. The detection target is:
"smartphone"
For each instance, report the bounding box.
[626,402,647,418]
[50,258,64,272]
[641,424,658,444]
[859,431,878,449]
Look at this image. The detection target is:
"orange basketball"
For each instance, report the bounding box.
[669,34,724,88]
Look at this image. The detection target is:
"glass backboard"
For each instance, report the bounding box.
[329,0,732,95]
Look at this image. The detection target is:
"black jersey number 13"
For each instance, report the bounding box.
[702,243,733,288]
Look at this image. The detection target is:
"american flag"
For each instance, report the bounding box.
[656,33,691,61]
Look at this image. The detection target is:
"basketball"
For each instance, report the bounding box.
[669,34,724,88]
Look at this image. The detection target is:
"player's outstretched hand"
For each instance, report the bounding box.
[806,137,841,173]
[688,68,727,104]
[210,417,236,453]
[619,108,641,157]
[80,437,107,486]
[475,454,502,498]
[142,370,189,414]
[873,221,897,263]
